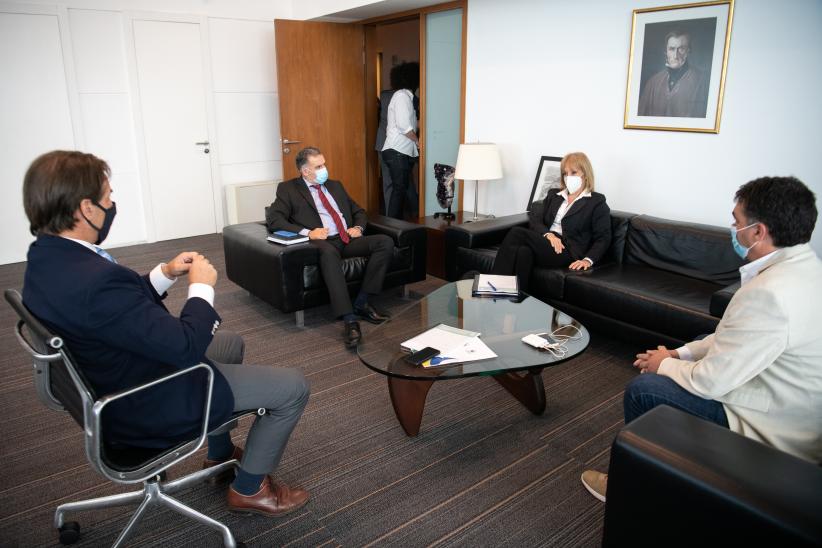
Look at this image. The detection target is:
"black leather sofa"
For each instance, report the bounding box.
[444,203,744,347]
[604,405,822,546]
[223,213,427,325]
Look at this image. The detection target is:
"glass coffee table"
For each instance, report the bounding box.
[357,280,590,436]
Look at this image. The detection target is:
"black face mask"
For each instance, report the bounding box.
[82,201,117,245]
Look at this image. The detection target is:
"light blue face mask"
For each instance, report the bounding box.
[314,167,329,184]
[730,222,758,259]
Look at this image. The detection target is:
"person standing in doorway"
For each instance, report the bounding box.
[375,88,396,215]
[381,62,420,220]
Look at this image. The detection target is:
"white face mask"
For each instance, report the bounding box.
[565,175,583,194]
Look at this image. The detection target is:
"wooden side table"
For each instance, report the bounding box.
[416,211,490,279]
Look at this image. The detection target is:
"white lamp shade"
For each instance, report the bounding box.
[454,143,503,181]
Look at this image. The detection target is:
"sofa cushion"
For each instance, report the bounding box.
[455,245,498,275]
[710,281,740,317]
[564,264,722,341]
[528,267,568,301]
[625,215,743,286]
[607,211,634,264]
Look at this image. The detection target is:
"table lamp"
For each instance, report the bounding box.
[454,143,503,222]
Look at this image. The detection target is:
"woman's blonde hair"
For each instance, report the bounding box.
[560,152,595,192]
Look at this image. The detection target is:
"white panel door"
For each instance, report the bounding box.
[133,19,216,240]
[0,11,75,265]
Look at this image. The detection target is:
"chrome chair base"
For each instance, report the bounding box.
[54,461,240,547]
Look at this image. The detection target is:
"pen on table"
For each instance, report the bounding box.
[487,280,497,291]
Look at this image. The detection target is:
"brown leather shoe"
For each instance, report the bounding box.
[227,476,309,517]
[202,446,243,484]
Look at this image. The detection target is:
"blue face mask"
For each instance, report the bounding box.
[730,222,758,259]
[314,167,329,184]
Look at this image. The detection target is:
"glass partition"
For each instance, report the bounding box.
[423,8,463,216]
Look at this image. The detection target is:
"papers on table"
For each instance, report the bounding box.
[422,336,497,368]
[472,274,519,297]
[400,323,497,367]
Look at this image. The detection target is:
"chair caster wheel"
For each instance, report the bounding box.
[58,521,81,544]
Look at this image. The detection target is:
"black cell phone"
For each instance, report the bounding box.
[405,346,440,366]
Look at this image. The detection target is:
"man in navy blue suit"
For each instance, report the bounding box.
[22,150,310,517]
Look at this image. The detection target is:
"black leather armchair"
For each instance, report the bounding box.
[604,405,822,546]
[223,212,427,325]
[5,289,254,547]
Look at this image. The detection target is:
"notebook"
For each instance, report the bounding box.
[267,230,309,245]
[471,274,519,297]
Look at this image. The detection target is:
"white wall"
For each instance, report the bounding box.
[21,0,293,19]
[465,0,822,255]
[0,7,76,265]
[0,0,292,264]
[291,0,376,21]
[209,17,283,185]
[70,9,145,247]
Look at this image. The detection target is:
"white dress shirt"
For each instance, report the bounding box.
[61,236,214,306]
[546,190,594,265]
[381,89,418,157]
[299,179,351,237]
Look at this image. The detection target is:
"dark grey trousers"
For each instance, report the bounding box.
[311,234,394,318]
[206,332,310,475]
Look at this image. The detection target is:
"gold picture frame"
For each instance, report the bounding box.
[623,0,734,133]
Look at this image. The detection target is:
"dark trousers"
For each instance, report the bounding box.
[491,226,572,291]
[206,332,310,475]
[382,148,418,219]
[311,234,394,317]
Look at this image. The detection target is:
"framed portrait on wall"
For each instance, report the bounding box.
[623,0,734,133]
[527,156,562,210]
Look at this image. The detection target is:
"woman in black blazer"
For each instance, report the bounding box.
[491,152,611,291]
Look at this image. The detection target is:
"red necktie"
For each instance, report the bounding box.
[312,185,350,244]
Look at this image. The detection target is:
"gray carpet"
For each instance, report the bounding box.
[0,234,639,547]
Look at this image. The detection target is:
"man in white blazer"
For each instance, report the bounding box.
[582,176,822,502]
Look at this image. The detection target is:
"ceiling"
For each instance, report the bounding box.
[314,0,450,22]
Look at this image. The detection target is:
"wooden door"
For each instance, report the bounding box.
[275,20,367,205]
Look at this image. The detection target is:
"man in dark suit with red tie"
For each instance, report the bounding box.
[266,146,393,347]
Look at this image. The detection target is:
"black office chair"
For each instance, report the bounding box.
[5,289,254,547]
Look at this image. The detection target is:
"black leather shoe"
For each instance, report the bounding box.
[354,302,390,324]
[344,320,362,348]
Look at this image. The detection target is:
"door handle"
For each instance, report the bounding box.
[195,141,210,146]
[282,138,301,145]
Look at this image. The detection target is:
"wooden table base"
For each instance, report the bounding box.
[387,369,545,436]
[387,377,435,436]
[492,370,546,415]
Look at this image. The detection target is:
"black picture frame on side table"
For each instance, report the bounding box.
[527,156,562,211]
